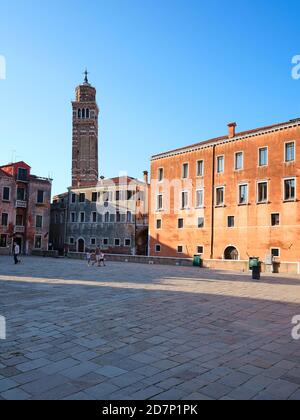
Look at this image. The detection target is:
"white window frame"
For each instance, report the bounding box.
[155,244,161,253]
[271,213,280,227]
[158,167,164,183]
[182,163,189,179]
[196,245,204,255]
[238,183,248,205]
[258,146,268,167]
[114,238,121,247]
[2,186,11,202]
[271,247,281,258]
[283,177,297,202]
[181,190,189,210]
[177,245,184,254]
[215,186,225,207]
[284,141,296,163]
[35,215,43,229]
[124,238,131,247]
[34,234,42,250]
[196,160,204,177]
[217,155,225,174]
[257,180,269,204]
[234,151,244,171]
[157,194,163,211]
[195,188,204,208]
[90,237,96,246]
[79,212,85,223]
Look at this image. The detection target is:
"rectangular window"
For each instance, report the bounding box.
[271,248,280,258]
[217,156,224,173]
[92,192,97,202]
[3,187,10,201]
[239,184,248,205]
[177,245,183,254]
[71,212,76,223]
[0,234,7,248]
[17,187,25,201]
[16,214,23,226]
[91,238,96,246]
[197,160,204,177]
[284,178,296,201]
[257,182,268,203]
[92,212,97,223]
[79,193,86,203]
[69,237,75,245]
[216,187,224,206]
[228,216,235,228]
[36,215,43,228]
[157,194,163,211]
[196,189,204,208]
[197,246,204,254]
[182,163,189,179]
[181,191,188,209]
[116,191,120,201]
[34,235,42,249]
[178,218,184,229]
[125,239,131,247]
[198,217,204,229]
[37,190,45,204]
[17,168,28,182]
[158,168,164,182]
[104,212,110,223]
[114,238,121,247]
[127,191,134,200]
[285,142,295,162]
[71,193,76,203]
[259,147,268,166]
[80,212,85,223]
[235,152,244,171]
[271,213,280,226]
[155,244,161,253]
[1,213,8,227]
[156,219,162,229]
[103,238,109,246]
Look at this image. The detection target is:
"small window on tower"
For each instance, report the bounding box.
[82,109,86,119]
[86,109,90,118]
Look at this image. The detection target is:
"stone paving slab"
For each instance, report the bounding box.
[1,256,300,400]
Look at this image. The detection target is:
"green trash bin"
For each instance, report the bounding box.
[193,255,202,267]
[249,257,259,271]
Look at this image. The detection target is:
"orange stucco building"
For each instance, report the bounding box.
[149,118,300,272]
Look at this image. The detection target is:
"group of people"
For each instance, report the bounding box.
[86,247,106,267]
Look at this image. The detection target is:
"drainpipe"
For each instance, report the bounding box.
[210,145,216,260]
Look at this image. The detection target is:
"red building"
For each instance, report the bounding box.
[0,161,52,255]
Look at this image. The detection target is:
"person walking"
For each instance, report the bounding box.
[13,242,20,265]
[99,250,106,267]
[86,250,91,267]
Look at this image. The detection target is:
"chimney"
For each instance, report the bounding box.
[228,122,237,139]
[143,171,149,184]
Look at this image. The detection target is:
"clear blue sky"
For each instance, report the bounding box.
[0,0,300,196]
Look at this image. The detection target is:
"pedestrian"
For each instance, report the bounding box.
[13,242,20,265]
[99,250,106,267]
[86,249,91,266]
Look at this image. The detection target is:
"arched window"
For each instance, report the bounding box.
[86,108,90,118]
[224,246,239,261]
[82,109,86,119]
[78,109,81,119]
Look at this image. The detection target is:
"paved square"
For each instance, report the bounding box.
[1,256,300,400]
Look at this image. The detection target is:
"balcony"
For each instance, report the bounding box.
[14,226,25,233]
[16,200,27,209]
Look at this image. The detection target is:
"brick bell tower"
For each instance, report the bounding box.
[72,70,99,188]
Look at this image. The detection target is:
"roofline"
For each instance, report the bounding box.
[151,118,300,161]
